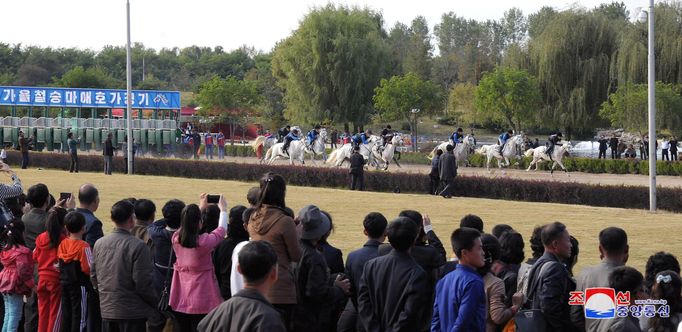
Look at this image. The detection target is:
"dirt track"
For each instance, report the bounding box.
[207,155,682,188]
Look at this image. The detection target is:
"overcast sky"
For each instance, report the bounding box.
[1,0,644,53]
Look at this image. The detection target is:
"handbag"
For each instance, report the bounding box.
[514,261,556,332]
[157,247,175,312]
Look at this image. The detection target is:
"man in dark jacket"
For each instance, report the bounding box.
[294,205,350,332]
[609,135,619,159]
[337,212,388,332]
[19,130,33,169]
[524,222,577,332]
[598,135,608,159]
[377,211,446,331]
[76,184,103,248]
[358,217,429,332]
[278,125,291,143]
[22,183,48,332]
[91,200,159,331]
[147,199,185,290]
[350,145,365,191]
[103,133,114,175]
[430,149,442,195]
[198,241,286,332]
[438,144,457,198]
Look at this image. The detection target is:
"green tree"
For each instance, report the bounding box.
[599,82,682,132]
[386,22,410,76]
[373,73,442,149]
[474,67,541,131]
[272,5,389,131]
[403,16,433,79]
[196,76,262,144]
[54,66,120,88]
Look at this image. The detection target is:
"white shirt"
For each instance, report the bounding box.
[0,149,6,159]
[663,140,671,149]
[230,240,249,296]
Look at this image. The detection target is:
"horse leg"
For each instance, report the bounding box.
[559,160,569,177]
[527,159,535,172]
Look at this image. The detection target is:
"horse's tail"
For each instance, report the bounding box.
[524,148,535,158]
[426,147,435,160]
[326,148,339,165]
[252,136,265,152]
[476,146,487,155]
[264,146,273,161]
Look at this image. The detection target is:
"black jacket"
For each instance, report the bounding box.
[104,139,114,156]
[345,239,382,307]
[213,237,248,300]
[198,288,286,332]
[439,152,457,181]
[350,152,365,174]
[358,250,429,332]
[294,240,346,332]
[609,137,619,149]
[598,139,608,151]
[320,241,344,275]
[525,252,578,332]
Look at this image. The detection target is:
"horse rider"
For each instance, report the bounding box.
[306,125,321,147]
[380,125,393,151]
[352,129,373,150]
[498,129,513,153]
[264,129,273,138]
[282,128,300,156]
[546,131,563,160]
[449,127,464,147]
[277,125,291,143]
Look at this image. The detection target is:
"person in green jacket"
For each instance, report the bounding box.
[67,132,81,173]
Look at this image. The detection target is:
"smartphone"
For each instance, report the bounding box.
[59,192,71,201]
[206,194,220,204]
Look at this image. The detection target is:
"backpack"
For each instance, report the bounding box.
[515,261,558,332]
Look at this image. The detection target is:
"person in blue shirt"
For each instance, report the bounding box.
[352,130,373,149]
[432,227,486,332]
[450,128,464,147]
[282,129,300,156]
[498,129,513,154]
[306,125,321,146]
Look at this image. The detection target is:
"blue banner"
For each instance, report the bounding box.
[0,86,181,110]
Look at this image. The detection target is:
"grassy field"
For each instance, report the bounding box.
[13,168,681,276]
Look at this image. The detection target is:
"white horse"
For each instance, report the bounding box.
[525,141,573,176]
[302,128,328,164]
[264,140,307,165]
[476,134,525,172]
[428,135,477,166]
[325,135,380,167]
[371,134,403,171]
[252,135,277,163]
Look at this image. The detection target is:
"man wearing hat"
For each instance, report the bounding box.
[294,205,350,332]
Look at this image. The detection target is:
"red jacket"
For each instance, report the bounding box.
[0,245,35,295]
[33,232,66,282]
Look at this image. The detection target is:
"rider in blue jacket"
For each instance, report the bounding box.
[450,127,464,147]
[498,129,513,153]
[283,129,300,156]
[306,125,321,146]
[352,129,372,149]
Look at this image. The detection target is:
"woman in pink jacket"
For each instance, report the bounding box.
[0,221,35,332]
[169,194,227,332]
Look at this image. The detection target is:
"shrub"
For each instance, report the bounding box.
[8,150,682,213]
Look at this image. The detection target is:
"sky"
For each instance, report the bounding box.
[1,0,644,53]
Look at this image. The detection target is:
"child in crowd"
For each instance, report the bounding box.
[0,221,35,331]
[58,211,93,332]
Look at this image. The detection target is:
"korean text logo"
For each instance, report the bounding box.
[569,287,669,319]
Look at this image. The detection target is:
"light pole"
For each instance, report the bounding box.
[638,1,656,212]
[126,0,133,175]
[411,108,420,152]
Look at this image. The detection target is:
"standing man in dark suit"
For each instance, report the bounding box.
[609,135,619,159]
[19,130,33,169]
[597,136,608,159]
[438,144,457,198]
[103,133,114,175]
[349,146,365,191]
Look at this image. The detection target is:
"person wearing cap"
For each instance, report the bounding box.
[293,205,350,332]
[358,217,429,332]
[282,129,300,156]
[306,125,321,146]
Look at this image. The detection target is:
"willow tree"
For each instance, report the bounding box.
[528,9,618,137]
[271,5,389,131]
[614,2,682,86]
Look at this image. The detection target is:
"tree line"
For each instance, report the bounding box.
[3,2,682,136]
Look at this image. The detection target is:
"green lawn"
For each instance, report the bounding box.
[14,168,681,276]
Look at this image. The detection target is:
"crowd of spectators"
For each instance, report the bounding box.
[1,165,681,331]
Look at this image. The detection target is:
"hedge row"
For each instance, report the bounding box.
[7,150,682,213]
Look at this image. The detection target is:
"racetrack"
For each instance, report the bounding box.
[208,155,682,189]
